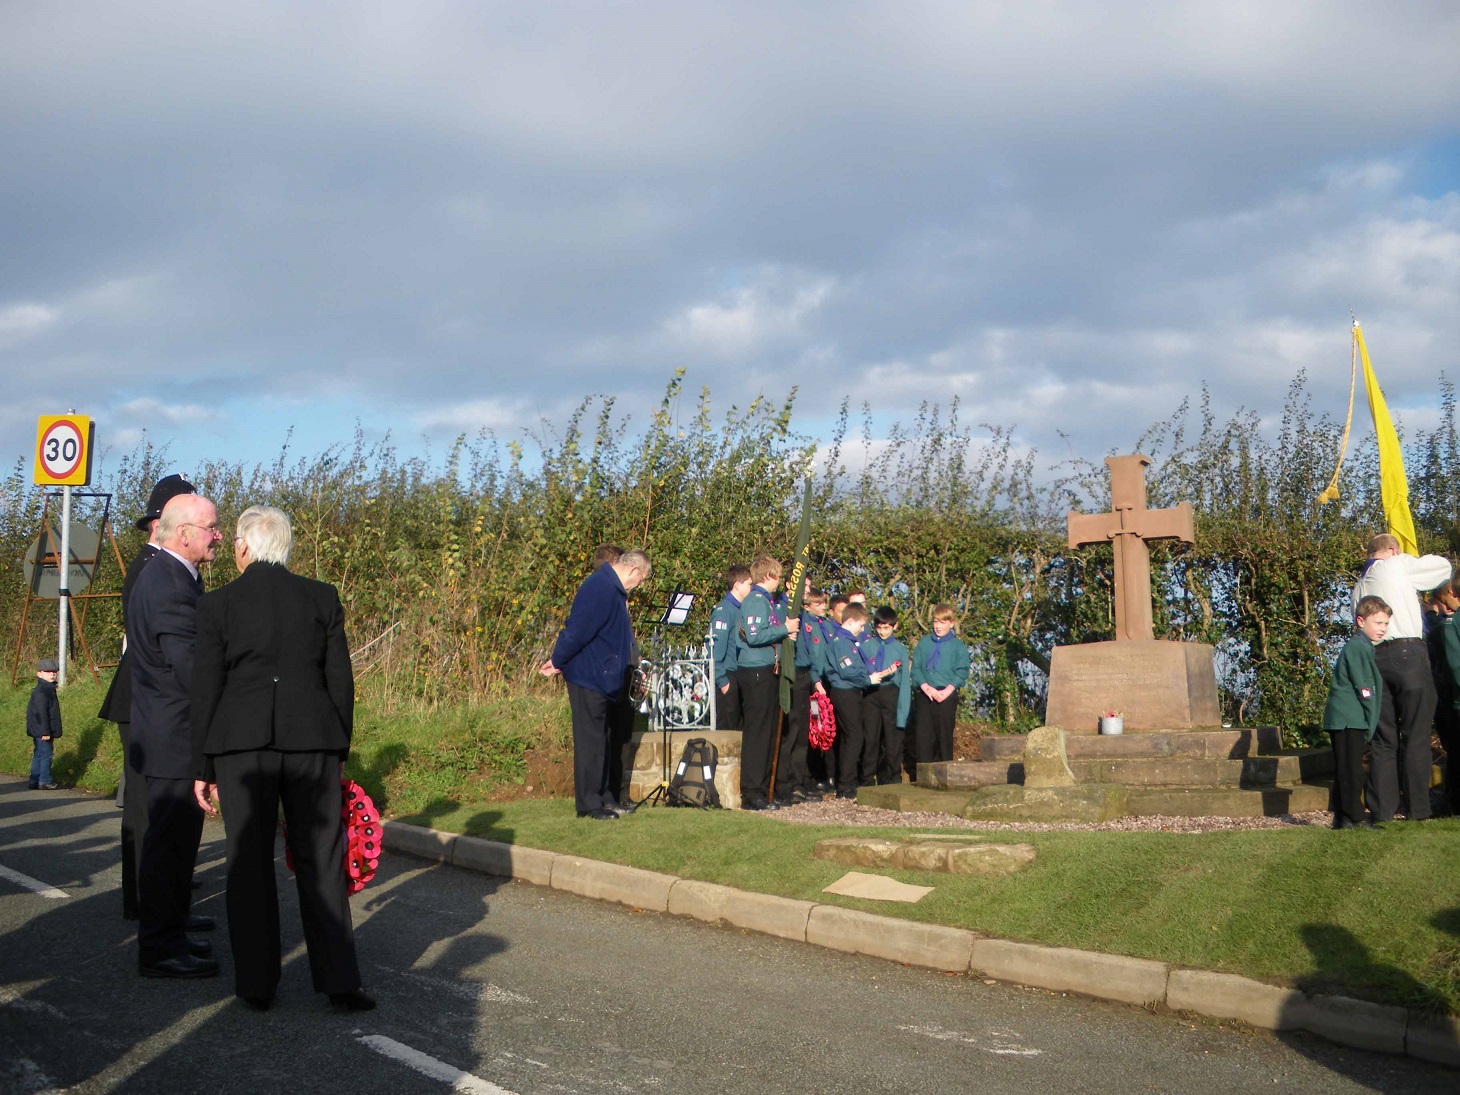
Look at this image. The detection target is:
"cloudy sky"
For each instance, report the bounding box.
[3,2,1458,487]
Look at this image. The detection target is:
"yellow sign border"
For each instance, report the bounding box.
[34,415,94,486]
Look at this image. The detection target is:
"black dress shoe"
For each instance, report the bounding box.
[576,808,618,820]
[239,994,273,1011]
[140,954,220,979]
[185,914,216,932]
[187,936,213,959]
[328,988,377,1012]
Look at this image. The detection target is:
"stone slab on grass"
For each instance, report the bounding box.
[821,872,933,903]
[813,837,903,869]
[973,938,1169,1006]
[450,836,557,886]
[807,905,973,971]
[946,843,1036,878]
[667,879,814,941]
[1166,969,1302,1030]
[550,856,677,912]
[382,820,457,863]
[813,837,1037,877]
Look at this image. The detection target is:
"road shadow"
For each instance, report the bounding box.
[2,782,517,1091]
[1272,919,1458,1087]
[50,721,104,787]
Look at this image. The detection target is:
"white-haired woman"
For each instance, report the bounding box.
[190,505,372,1012]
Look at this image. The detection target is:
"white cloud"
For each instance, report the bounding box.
[0,303,59,341]
[113,398,223,427]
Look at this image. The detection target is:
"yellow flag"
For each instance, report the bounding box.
[1355,323,1418,554]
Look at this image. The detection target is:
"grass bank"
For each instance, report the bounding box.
[404,797,1460,1017]
[5,674,1457,1016]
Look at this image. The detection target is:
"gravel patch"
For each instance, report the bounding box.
[768,797,1336,833]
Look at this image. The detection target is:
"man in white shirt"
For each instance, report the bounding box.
[1350,533,1452,822]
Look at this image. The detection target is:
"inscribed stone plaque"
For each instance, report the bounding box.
[1044,640,1221,733]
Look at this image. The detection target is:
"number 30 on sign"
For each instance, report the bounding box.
[34,415,95,486]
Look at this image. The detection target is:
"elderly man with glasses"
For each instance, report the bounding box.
[127,492,223,979]
[539,549,652,819]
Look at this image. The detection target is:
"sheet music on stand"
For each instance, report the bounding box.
[658,589,694,627]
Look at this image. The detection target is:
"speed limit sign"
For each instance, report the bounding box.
[34,415,95,486]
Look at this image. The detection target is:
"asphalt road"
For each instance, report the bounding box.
[0,774,1453,1094]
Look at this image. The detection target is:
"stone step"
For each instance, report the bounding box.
[979,727,1284,762]
[1125,782,1333,818]
[860,779,1335,821]
[919,760,1023,791]
[930,750,1333,792]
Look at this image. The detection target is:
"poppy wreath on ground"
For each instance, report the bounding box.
[808,693,837,750]
[282,779,381,895]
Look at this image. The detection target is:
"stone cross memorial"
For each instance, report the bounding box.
[1066,454,1194,642]
[1045,453,1221,732]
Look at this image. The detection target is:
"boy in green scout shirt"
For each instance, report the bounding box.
[734,553,799,810]
[711,565,751,732]
[1322,595,1390,829]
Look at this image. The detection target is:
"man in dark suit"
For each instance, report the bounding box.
[100,473,194,920]
[191,505,372,1012]
[128,492,221,978]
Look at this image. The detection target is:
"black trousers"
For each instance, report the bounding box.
[117,722,149,919]
[1438,703,1460,815]
[715,676,742,732]
[606,695,635,809]
[1371,640,1435,821]
[913,691,959,773]
[736,665,779,803]
[865,686,900,784]
[215,750,360,999]
[1329,728,1369,827]
[567,682,613,814]
[828,687,867,795]
[776,672,813,799]
[138,776,204,965]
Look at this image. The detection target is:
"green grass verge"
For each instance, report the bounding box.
[397,797,1460,1018]
[5,674,1457,1016]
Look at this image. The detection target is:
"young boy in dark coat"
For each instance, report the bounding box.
[27,658,63,790]
[1322,595,1390,829]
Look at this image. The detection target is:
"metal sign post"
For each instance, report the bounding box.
[34,411,95,687]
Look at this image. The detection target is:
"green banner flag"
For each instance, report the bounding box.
[779,478,814,713]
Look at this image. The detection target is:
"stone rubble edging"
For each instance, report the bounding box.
[379,820,1458,1070]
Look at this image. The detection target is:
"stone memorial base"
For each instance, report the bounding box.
[1044,639,1222,733]
[622,729,743,809]
[858,726,1335,822]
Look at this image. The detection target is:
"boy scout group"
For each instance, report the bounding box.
[710,554,970,810]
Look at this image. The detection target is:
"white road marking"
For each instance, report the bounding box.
[358,1034,519,1094]
[381,964,531,1006]
[0,864,69,899]
[898,1022,1043,1057]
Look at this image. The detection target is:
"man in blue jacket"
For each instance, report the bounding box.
[540,549,651,819]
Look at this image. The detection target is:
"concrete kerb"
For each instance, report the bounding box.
[384,821,1457,1070]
